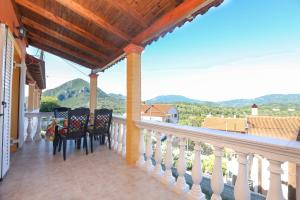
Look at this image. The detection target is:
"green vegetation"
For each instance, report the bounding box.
[39,96,60,112]
[42,78,125,114]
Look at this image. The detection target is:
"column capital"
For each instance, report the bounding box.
[28,80,36,86]
[124,43,144,54]
[89,73,99,78]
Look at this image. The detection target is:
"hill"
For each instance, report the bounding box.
[146,94,300,107]
[42,78,125,114]
[146,95,212,104]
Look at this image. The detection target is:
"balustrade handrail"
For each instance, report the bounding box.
[135,119,300,165]
[112,115,126,123]
[25,112,54,118]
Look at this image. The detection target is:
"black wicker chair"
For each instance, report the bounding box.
[53,107,70,155]
[60,108,90,160]
[88,109,112,153]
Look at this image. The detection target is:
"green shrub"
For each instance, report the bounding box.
[40,96,60,112]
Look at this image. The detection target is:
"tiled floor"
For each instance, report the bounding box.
[0,140,182,200]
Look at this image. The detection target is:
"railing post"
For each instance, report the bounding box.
[297,164,300,200]
[25,116,33,142]
[211,146,224,200]
[266,160,284,200]
[187,142,206,200]
[234,152,250,200]
[117,123,123,154]
[145,129,154,174]
[121,124,126,158]
[161,134,175,186]
[173,137,189,194]
[113,122,119,151]
[109,122,114,148]
[136,128,145,168]
[152,131,163,178]
[33,115,42,142]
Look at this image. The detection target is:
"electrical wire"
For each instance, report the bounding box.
[60,57,89,77]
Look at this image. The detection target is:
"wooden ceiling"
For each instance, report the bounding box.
[26,54,46,89]
[15,0,223,70]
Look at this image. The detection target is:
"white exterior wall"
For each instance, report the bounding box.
[166,107,179,123]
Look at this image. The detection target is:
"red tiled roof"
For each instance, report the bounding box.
[141,104,175,117]
[202,117,247,133]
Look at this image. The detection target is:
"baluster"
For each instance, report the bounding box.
[152,131,163,178]
[266,160,284,200]
[25,116,33,142]
[234,152,250,200]
[113,122,119,151]
[145,129,154,173]
[33,116,42,142]
[173,137,189,194]
[109,122,114,148]
[161,134,175,186]
[121,124,126,158]
[136,129,146,168]
[211,146,224,200]
[187,142,206,200]
[117,123,123,154]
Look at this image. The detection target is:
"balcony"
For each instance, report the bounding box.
[1,113,299,200]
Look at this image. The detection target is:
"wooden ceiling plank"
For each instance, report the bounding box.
[28,32,103,67]
[108,0,148,28]
[133,0,217,44]
[55,0,131,41]
[22,17,109,60]
[15,0,118,51]
[31,42,96,69]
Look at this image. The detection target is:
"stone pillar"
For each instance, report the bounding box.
[124,44,143,165]
[27,82,35,112]
[89,73,98,114]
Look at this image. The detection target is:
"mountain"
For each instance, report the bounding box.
[42,78,125,113]
[146,95,211,104]
[146,94,300,107]
[218,94,300,107]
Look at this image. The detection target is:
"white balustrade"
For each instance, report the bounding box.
[173,137,189,194]
[161,134,175,186]
[33,116,42,142]
[266,160,284,200]
[234,152,250,200]
[25,116,33,142]
[136,128,146,168]
[25,112,53,142]
[187,142,206,200]
[211,146,224,200]
[145,129,154,173]
[110,122,115,148]
[121,124,126,158]
[113,122,119,151]
[117,123,123,154]
[152,131,163,178]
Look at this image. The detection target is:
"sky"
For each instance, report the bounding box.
[27,0,300,101]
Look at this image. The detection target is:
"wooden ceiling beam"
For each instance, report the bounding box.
[15,0,118,51]
[28,32,103,67]
[133,0,218,44]
[107,0,148,28]
[55,0,131,41]
[31,42,97,69]
[22,17,109,60]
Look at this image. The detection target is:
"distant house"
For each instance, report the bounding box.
[201,104,300,199]
[141,104,179,123]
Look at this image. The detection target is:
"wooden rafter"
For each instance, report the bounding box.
[28,32,103,67]
[15,0,118,51]
[133,0,217,44]
[107,0,148,28]
[22,17,109,60]
[55,0,131,41]
[31,42,96,69]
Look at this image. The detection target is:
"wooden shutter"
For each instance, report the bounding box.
[0,24,14,179]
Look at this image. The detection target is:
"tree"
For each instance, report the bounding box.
[40,96,60,112]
